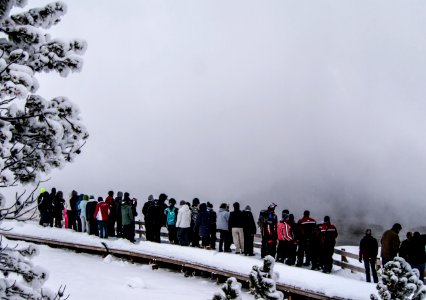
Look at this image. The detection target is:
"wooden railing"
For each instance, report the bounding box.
[134,221,365,274]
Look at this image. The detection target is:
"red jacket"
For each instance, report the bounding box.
[277,221,293,241]
[105,196,114,206]
[319,223,338,245]
[94,202,109,221]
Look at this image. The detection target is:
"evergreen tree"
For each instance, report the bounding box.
[0,0,87,298]
[212,277,242,300]
[249,255,284,300]
[371,257,426,300]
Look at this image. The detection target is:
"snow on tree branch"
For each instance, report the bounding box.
[0,0,88,186]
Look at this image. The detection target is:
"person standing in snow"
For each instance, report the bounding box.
[94,197,109,238]
[195,203,211,248]
[406,232,426,282]
[78,195,89,233]
[121,196,135,242]
[217,203,231,252]
[165,198,179,244]
[114,191,123,237]
[242,205,256,256]
[105,191,116,237]
[399,231,412,262]
[147,193,168,243]
[47,188,56,227]
[381,223,402,266]
[142,194,155,241]
[86,195,98,236]
[319,216,338,273]
[52,190,65,228]
[37,188,51,226]
[207,202,217,250]
[276,210,291,263]
[359,229,379,283]
[68,190,79,231]
[296,210,316,267]
[258,204,278,258]
[229,202,245,254]
[191,198,201,247]
[176,200,191,246]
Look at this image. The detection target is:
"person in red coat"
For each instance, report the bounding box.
[319,216,338,273]
[94,197,110,238]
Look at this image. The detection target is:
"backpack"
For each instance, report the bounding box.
[165,207,176,226]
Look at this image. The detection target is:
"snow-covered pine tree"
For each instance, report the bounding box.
[371,257,426,300]
[0,0,87,298]
[0,0,88,187]
[249,255,284,300]
[212,277,242,300]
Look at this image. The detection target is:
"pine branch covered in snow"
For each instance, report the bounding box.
[371,257,426,300]
[0,0,88,187]
[249,255,283,300]
[212,277,242,300]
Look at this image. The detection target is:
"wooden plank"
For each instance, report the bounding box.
[1,232,350,300]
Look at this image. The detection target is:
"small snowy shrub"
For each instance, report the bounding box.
[212,277,242,300]
[249,255,283,300]
[371,257,426,300]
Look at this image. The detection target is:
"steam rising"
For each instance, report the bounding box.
[32,0,426,230]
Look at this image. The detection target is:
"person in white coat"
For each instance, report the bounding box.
[176,200,191,246]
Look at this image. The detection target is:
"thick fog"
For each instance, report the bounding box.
[16,0,426,230]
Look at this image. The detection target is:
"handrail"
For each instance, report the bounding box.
[133,221,365,274]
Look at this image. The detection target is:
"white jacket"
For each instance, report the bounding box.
[176,204,191,228]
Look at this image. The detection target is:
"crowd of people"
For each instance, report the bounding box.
[37,188,138,242]
[359,223,426,284]
[37,189,425,283]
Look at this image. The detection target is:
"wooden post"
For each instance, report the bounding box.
[341,248,349,270]
[139,222,142,239]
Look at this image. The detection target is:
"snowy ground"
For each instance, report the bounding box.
[1,220,378,299]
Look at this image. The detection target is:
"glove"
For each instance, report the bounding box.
[359,258,362,263]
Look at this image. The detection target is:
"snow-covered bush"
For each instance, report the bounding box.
[371,257,426,300]
[249,255,283,300]
[0,0,87,298]
[212,277,242,300]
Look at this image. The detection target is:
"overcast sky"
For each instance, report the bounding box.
[17,0,426,228]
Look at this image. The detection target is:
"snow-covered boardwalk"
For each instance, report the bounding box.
[1,220,377,300]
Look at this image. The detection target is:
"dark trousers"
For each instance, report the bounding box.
[262,238,277,258]
[201,235,210,248]
[218,230,231,252]
[276,240,286,262]
[286,241,297,265]
[67,210,78,231]
[88,220,98,236]
[98,220,108,238]
[167,225,178,244]
[108,218,116,237]
[364,258,378,283]
[191,227,200,247]
[53,213,62,228]
[152,224,162,243]
[123,224,135,242]
[177,227,190,246]
[210,230,217,250]
[321,245,334,272]
[297,239,312,265]
[145,223,153,241]
[244,233,254,255]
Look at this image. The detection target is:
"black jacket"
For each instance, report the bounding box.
[359,235,378,260]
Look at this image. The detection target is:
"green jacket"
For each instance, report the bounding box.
[121,203,134,226]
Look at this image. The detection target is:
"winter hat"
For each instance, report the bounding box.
[89,195,94,199]
[117,191,123,198]
[207,202,213,209]
[83,195,89,200]
[39,187,46,194]
[244,205,251,211]
[268,203,277,210]
[98,197,103,202]
[192,198,200,206]
[179,200,186,206]
[148,194,154,201]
